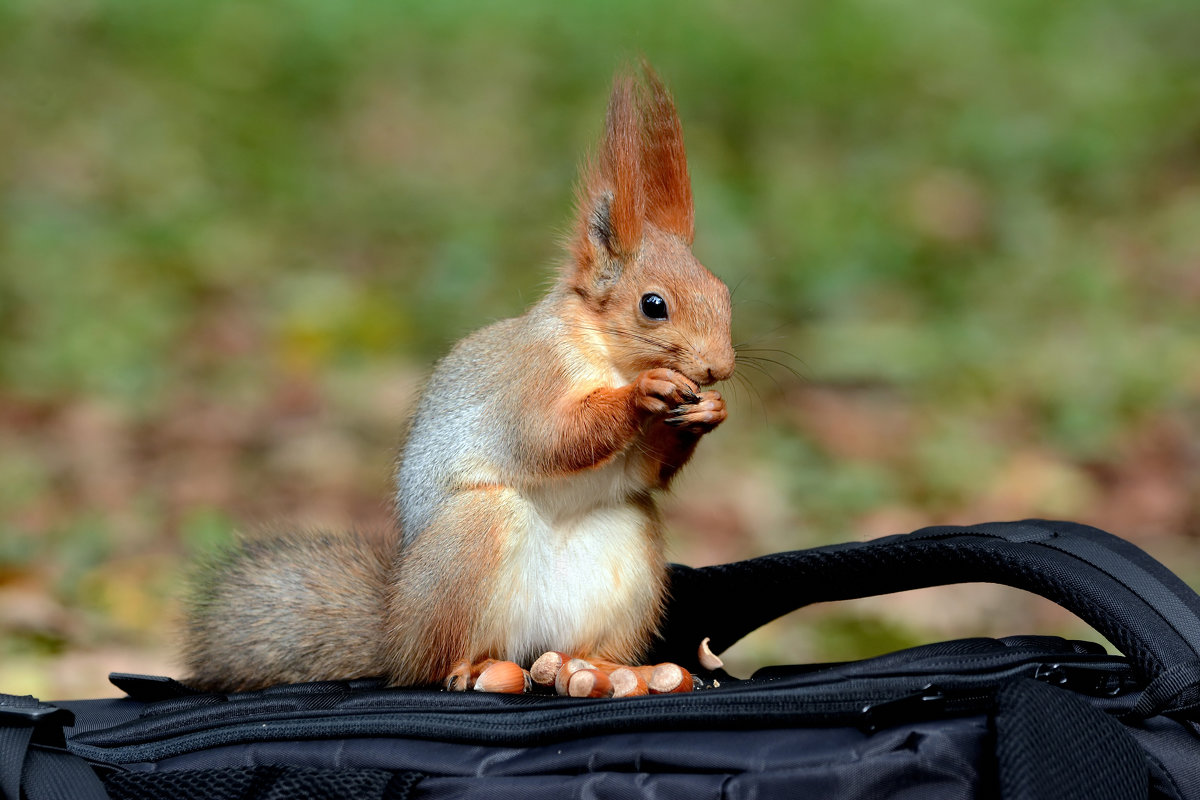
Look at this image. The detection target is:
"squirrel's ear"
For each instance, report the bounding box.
[639,65,694,244]
[569,73,644,296]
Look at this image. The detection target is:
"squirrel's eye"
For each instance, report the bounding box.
[640,292,668,321]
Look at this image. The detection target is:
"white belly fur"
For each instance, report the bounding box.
[476,454,659,663]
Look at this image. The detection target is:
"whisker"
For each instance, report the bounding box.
[734,346,804,360]
[733,345,807,366]
[731,371,769,424]
[734,358,787,396]
[717,371,764,425]
[735,362,777,386]
[566,321,677,354]
[736,353,807,382]
[724,371,748,403]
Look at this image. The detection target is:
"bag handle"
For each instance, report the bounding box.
[653,519,1200,692]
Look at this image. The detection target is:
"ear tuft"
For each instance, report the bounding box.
[604,75,647,256]
[567,65,695,290]
[585,73,644,260]
[638,64,694,243]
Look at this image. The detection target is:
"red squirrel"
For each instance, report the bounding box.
[183,66,735,695]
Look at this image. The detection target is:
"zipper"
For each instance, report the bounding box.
[1032,662,1136,696]
[67,680,1000,764]
[67,657,1137,765]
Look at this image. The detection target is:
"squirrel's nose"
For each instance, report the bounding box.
[705,358,735,384]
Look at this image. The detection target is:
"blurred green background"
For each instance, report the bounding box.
[2,0,1199,698]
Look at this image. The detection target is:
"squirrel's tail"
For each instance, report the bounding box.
[182,529,396,692]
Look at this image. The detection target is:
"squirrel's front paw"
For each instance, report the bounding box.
[664,390,726,433]
[633,368,700,417]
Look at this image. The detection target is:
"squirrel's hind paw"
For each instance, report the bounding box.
[445,659,531,693]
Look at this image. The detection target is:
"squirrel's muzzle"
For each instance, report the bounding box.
[698,349,735,385]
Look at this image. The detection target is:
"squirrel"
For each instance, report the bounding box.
[182,66,735,695]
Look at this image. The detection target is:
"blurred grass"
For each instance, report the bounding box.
[2,0,1199,697]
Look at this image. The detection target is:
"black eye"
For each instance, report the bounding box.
[640,292,668,321]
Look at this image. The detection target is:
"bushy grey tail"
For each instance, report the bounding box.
[182,529,396,692]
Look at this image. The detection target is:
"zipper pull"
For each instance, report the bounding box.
[1033,663,1131,697]
[859,684,946,733]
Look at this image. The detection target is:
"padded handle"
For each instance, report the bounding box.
[652,519,1200,685]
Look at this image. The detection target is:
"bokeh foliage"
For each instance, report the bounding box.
[2,0,1198,696]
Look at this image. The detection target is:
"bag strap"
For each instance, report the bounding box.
[994,677,1149,800]
[654,519,1200,699]
[0,694,109,800]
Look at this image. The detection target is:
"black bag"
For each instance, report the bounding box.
[6,519,1200,799]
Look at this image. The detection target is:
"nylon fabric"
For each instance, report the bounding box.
[21,748,109,800]
[996,679,1147,800]
[654,520,1200,683]
[117,722,989,800]
[21,518,1200,799]
[114,722,989,779]
[0,723,33,800]
[1131,661,1200,719]
[0,700,107,800]
[1026,532,1200,663]
[103,766,421,800]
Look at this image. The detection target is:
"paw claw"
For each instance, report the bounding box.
[446,659,530,694]
[661,391,727,433]
[635,369,703,417]
[444,660,472,691]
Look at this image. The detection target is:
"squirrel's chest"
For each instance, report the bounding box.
[477,456,665,662]
[525,449,647,521]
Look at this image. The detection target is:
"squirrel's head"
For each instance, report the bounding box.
[561,66,735,388]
